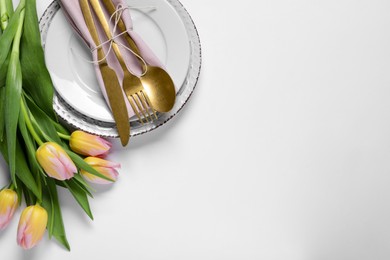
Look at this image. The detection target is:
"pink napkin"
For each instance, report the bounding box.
[59,0,166,119]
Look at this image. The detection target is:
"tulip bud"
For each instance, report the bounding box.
[36,142,77,180]
[80,157,120,184]
[0,189,18,230]
[17,205,48,249]
[69,131,111,157]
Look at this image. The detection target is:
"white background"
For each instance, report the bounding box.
[2,0,390,259]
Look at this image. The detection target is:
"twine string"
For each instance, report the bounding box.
[71,5,156,76]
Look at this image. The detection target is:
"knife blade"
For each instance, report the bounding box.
[79,0,130,146]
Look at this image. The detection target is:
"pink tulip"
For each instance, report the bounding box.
[36,142,77,180]
[80,157,120,184]
[0,189,18,230]
[69,131,112,157]
[17,205,48,249]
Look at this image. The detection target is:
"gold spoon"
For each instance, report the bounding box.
[102,0,176,113]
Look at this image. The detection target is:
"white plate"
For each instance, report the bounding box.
[40,0,201,137]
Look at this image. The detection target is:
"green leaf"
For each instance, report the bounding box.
[54,180,66,189]
[15,142,41,200]
[14,177,23,206]
[5,52,22,183]
[63,179,93,220]
[0,54,8,141]
[20,0,56,120]
[0,1,24,69]
[5,8,24,184]
[42,178,71,251]
[0,53,9,87]
[52,120,70,136]
[66,150,114,182]
[43,181,55,235]
[5,0,14,18]
[18,102,40,176]
[25,94,62,144]
[72,174,94,197]
[0,86,5,141]
[0,0,14,30]
[21,181,36,205]
[0,138,41,200]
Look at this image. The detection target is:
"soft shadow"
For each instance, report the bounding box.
[57,186,94,228]
[108,112,180,150]
[132,80,202,149]
[89,182,116,193]
[109,72,203,150]
[0,155,10,188]
[18,246,38,260]
[0,220,14,240]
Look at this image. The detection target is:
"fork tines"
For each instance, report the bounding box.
[127,90,158,124]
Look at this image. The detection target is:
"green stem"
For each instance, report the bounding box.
[0,0,9,30]
[36,174,42,204]
[0,2,2,34]
[11,7,24,54]
[21,99,44,146]
[57,132,71,140]
[29,114,53,142]
[5,0,13,18]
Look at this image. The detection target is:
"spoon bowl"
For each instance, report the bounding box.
[140,66,176,113]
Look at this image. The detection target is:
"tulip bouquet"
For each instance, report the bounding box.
[0,0,121,250]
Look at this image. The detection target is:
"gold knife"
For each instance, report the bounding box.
[79,0,130,146]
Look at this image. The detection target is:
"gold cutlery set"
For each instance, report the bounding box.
[79,0,176,145]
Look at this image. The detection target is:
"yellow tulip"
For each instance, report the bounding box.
[70,131,112,157]
[17,205,48,249]
[36,142,77,180]
[0,189,18,230]
[80,157,120,184]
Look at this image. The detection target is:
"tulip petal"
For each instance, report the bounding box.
[84,157,121,168]
[70,131,112,157]
[81,157,120,184]
[17,205,48,249]
[36,142,77,180]
[0,189,18,230]
[81,167,119,184]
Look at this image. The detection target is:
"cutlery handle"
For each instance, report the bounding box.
[79,0,106,62]
[88,0,128,71]
[79,0,130,146]
[101,0,146,71]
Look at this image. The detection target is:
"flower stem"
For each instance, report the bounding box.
[21,99,44,146]
[0,0,9,30]
[11,7,24,55]
[5,0,13,18]
[57,132,71,140]
[29,113,53,142]
[35,175,42,204]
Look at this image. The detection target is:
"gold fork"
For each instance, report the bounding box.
[88,0,156,124]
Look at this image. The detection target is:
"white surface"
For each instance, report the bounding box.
[45,0,189,122]
[2,0,390,259]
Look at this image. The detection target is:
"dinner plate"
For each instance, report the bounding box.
[40,0,201,137]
